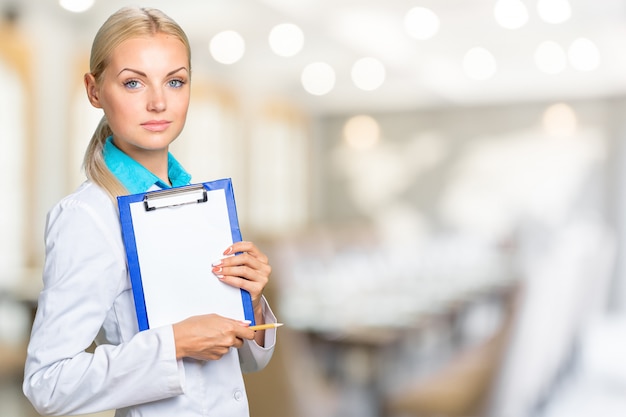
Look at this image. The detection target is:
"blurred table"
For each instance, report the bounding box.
[267,230,518,417]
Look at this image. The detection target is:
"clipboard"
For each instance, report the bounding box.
[117,178,255,331]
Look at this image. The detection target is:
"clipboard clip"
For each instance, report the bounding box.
[144,184,208,211]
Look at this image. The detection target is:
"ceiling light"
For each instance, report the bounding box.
[351,57,386,91]
[404,7,440,40]
[268,23,304,57]
[343,115,380,150]
[535,41,567,74]
[542,103,577,137]
[568,38,600,72]
[301,62,336,96]
[59,0,94,13]
[537,0,572,24]
[493,0,529,30]
[463,47,497,81]
[209,30,245,65]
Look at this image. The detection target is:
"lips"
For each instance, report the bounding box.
[141,120,171,132]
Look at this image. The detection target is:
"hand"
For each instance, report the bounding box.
[172,314,255,361]
[211,241,271,316]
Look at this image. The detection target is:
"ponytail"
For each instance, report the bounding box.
[82,116,128,200]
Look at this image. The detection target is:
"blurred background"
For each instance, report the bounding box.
[2,0,626,416]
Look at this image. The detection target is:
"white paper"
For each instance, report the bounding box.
[129,188,245,328]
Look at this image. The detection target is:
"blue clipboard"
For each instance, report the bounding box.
[118,178,255,331]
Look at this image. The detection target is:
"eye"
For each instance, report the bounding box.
[168,79,185,88]
[124,79,142,89]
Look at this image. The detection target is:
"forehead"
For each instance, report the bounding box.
[109,33,189,69]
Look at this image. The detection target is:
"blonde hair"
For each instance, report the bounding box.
[82,7,191,199]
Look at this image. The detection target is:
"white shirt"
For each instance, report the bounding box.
[23,181,277,416]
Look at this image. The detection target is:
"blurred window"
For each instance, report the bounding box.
[247,101,309,236]
[0,23,30,289]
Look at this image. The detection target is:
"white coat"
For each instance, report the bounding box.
[23,181,277,416]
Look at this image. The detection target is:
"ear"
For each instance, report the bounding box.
[84,73,102,108]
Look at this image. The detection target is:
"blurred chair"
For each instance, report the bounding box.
[244,326,340,417]
[383,288,517,417]
[0,341,27,377]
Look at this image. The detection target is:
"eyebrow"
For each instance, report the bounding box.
[117,66,189,77]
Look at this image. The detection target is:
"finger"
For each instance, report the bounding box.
[218,253,270,276]
[212,263,258,281]
[213,257,271,282]
[216,273,266,302]
[215,328,250,349]
[227,241,269,264]
[218,267,269,291]
[232,326,256,341]
[218,274,265,294]
[232,337,244,348]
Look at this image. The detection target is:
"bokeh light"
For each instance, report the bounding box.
[404,7,440,40]
[351,57,386,91]
[535,41,567,74]
[343,115,381,149]
[301,62,336,96]
[58,0,94,13]
[542,102,578,137]
[494,0,529,30]
[463,47,497,80]
[537,0,572,24]
[210,30,245,65]
[568,38,601,72]
[269,23,304,57]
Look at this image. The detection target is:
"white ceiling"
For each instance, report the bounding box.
[12,0,626,114]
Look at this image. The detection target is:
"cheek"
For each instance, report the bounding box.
[102,94,140,121]
[100,105,137,138]
[99,92,121,116]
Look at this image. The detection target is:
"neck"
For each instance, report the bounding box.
[110,138,172,185]
[138,151,170,185]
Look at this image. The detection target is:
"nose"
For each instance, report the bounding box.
[147,87,166,112]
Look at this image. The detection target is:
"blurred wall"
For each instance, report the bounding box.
[2,2,626,417]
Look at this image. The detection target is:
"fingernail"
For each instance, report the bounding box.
[224,246,233,255]
[212,260,222,267]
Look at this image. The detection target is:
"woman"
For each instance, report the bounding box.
[23,6,277,417]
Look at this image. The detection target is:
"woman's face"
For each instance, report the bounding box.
[86,33,190,161]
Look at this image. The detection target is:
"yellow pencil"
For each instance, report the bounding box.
[249,323,284,331]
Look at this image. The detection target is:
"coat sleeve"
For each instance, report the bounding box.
[238,297,278,373]
[23,197,185,416]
